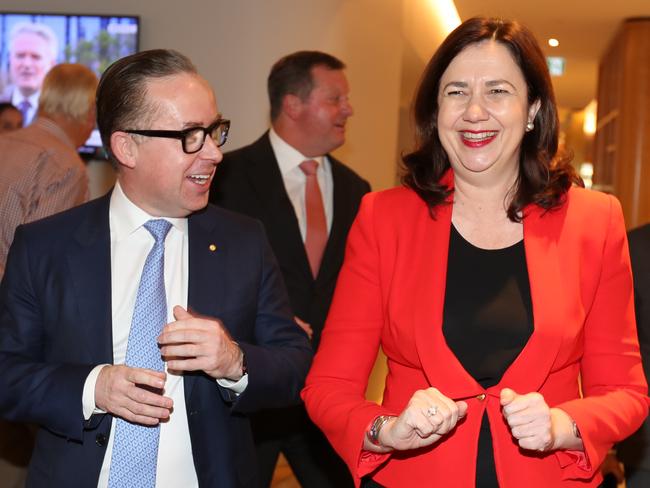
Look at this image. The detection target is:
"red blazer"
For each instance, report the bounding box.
[302,182,649,487]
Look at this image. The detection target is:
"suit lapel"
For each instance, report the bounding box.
[413,198,482,399]
[67,194,114,363]
[496,204,567,393]
[185,208,228,401]
[241,134,312,280]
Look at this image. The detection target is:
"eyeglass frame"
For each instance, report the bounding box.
[121,117,231,154]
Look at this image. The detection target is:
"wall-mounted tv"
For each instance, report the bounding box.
[0,12,140,159]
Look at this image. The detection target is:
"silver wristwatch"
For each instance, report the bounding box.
[367,415,395,446]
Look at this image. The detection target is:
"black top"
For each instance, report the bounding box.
[442,225,533,487]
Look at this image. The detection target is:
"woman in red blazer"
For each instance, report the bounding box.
[302,17,648,487]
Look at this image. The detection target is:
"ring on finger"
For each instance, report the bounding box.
[426,405,438,417]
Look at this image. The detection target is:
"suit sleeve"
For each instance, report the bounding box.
[0,226,94,441]
[229,221,313,413]
[554,195,649,478]
[302,193,394,484]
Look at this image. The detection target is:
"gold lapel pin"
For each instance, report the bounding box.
[209,244,217,252]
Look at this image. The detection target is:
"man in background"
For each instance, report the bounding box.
[616,223,650,486]
[0,62,96,488]
[211,50,370,488]
[1,22,58,125]
[0,48,311,488]
[0,62,96,280]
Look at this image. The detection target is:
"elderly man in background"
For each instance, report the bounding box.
[0,62,96,279]
[1,22,58,126]
[0,62,96,488]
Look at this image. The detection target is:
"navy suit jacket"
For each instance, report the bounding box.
[0,193,312,488]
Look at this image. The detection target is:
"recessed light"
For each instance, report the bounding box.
[548,38,559,47]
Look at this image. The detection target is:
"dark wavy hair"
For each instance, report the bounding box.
[402,17,581,221]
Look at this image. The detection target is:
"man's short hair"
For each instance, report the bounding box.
[267,51,345,121]
[38,63,98,123]
[10,22,58,61]
[96,49,197,166]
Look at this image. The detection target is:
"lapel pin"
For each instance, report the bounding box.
[209,244,217,252]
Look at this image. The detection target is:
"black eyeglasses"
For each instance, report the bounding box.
[122,118,230,154]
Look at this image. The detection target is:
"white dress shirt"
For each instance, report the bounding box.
[269,127,333,239]
[83,182,198,488]
[11,89,39,126]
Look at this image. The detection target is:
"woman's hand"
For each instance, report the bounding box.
[500,388,583,452]
[366,387,467,452]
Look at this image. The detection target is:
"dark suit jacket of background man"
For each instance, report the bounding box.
[209,132,370,484]
[0,192,313,488]
[210,132,371,350]
[618,223,650,481]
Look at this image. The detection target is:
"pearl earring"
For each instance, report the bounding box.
[526,121,534,132]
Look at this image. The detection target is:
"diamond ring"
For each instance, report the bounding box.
[426,405,438,417]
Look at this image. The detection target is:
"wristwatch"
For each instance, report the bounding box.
[367,415,395,446]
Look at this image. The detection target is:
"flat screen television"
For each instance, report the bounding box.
[0,12,140,159]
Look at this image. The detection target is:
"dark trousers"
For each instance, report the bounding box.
[253,405,353,488]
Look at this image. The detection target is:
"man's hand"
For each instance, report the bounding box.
[294,316,313,340]
[95,365,173,426]
[158,305,243,380]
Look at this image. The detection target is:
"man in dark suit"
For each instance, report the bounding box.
[210,51,370,488]
[617,223,650,487]
[0,49,312,488]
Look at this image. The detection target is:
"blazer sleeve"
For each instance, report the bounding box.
[229,220,314,413]
[554,195,649,478]
[302,193,395,483]
[0,226,94,442]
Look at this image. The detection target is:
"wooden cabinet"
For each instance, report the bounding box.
[594,18,650,228]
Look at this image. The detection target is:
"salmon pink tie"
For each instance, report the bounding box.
[299,160,327,278]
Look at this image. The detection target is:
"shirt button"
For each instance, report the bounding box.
[476,393,486,401]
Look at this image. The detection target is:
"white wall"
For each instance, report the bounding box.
[5,0,419,192]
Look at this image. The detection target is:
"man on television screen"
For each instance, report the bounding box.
[1,22,58,126]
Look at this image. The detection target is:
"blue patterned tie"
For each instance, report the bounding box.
[108,219,172,488]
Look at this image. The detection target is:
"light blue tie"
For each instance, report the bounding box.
[108,219,172,488]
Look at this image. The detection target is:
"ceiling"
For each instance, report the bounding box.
[453,0,650,110]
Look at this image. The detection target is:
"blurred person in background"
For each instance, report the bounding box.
[615,223,650,487]
[0,22,58,126]
[303,17,648,487]
[0,103,23,132]
[0,62,96,279]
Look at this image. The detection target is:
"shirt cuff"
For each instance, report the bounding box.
[216,374,249,395]
[82,364,109,420]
